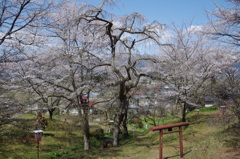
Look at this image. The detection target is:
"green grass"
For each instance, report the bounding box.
[1,110,239,159]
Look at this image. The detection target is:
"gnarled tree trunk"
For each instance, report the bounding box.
[113,108,124,146]
[113,92,128,146]
[122,107,129,138]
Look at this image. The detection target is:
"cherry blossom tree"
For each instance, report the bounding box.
[15,0,117,150]
[0,0,55,45]
[154,23,237,122]
[205,0,240,124]
[214,66,240,124]
[21,76,62,120]
[0,0,57,126]
[80,5,165,145]
[205,0,240,46]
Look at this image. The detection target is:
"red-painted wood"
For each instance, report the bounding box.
[159,130,163,159]
[150,122,189,131]
[179,126,183,157]
[150,122,189,159]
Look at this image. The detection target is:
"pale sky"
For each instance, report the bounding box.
[84,0,234,26]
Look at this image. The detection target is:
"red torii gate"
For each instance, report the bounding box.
[150,122,189,159]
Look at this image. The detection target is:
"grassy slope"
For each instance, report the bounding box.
[1,110,240,159]
[61,109,240,159]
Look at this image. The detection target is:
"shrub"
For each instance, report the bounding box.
[130,117,143,128]
[90,128,105,139]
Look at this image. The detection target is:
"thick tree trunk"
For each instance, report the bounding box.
[122,122,128,138]
[83,133,90,150]
[113,112,125,146]
[78,106,90,150]
[76,94,91,150]
[113,98,129,146]
[122,111,129,138]
[113,122,120,146]
[82,110,90,150]
[112,82,131,146]
[182,102,187,122]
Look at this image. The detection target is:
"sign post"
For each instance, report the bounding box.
[195,109,200,115]
[34,130,43,159]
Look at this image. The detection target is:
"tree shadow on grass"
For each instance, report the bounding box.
[61,147,123,159]
[187,114,210,125]
[223,124,240,150]
[134,136,158,148]
[164,149,192,159]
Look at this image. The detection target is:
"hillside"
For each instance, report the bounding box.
[0,109,240,159]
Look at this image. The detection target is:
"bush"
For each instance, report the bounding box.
[137,121,143,128]
[90,128,105,139]
[50,151,69,158]
[130,117,143,128]
[90,137,102,148]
